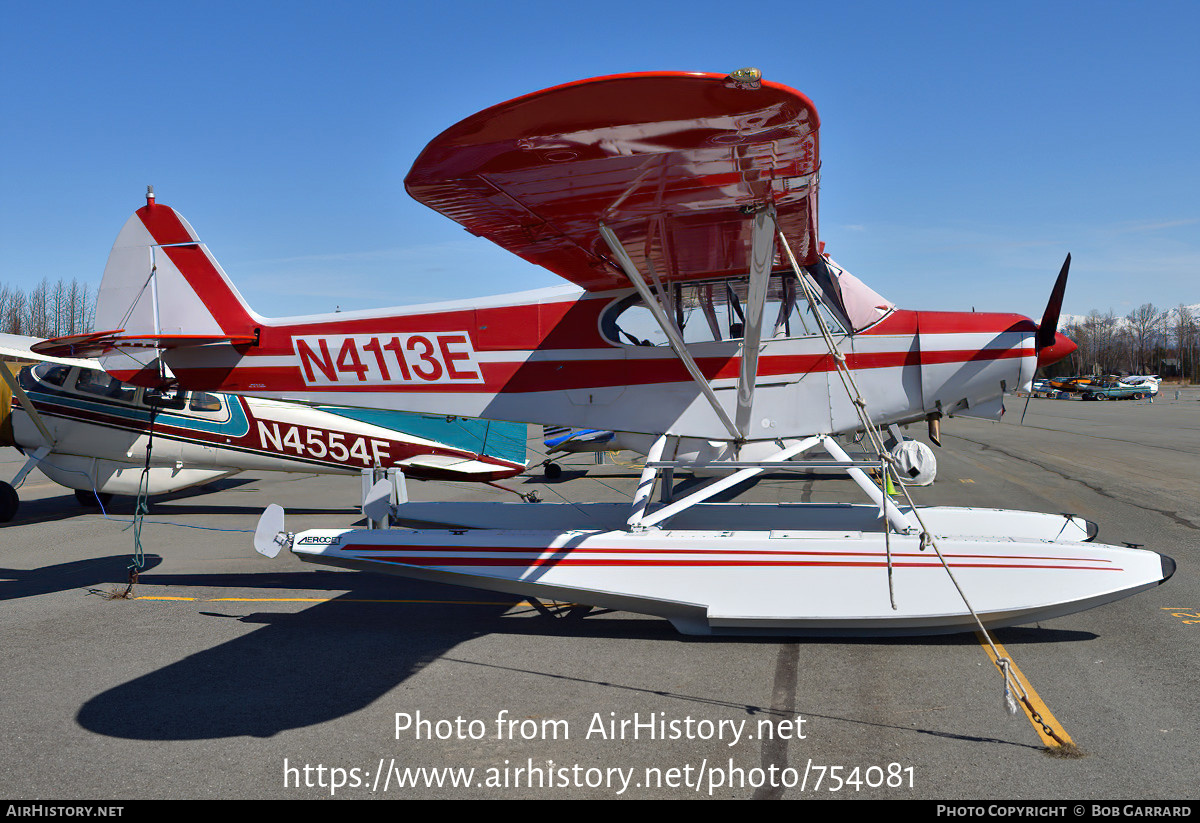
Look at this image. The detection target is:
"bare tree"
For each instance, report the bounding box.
[0,278,97,338]
[1060,318,1088,375]
[1176,304,1197,382]
[23,279,51,337]
[0,284,11,335]
[51,279,69,337]
[1077,310,1121,374]
[65,278,93,335]
[4,288,26,334]
[1125,303,1167,373]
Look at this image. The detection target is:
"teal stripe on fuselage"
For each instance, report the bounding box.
[314,408,526,465]
[26,389,250,437]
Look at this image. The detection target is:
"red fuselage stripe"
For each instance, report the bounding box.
[342,544,1111,562]
[129,344,1032,395]
[359,556,1120,570]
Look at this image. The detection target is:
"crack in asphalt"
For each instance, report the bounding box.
[755,643,799,800]
[1003,421,1200,455]
[947,433,1200,532]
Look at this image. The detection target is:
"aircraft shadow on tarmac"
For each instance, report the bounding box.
[0,493,123,528]
[2,477,363,527]
[524,469,591,483]
[72,571,682,741]
[0,554,164,601]
[69,567,1098,742]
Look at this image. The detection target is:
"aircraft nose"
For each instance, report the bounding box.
[1037,332,1077,367]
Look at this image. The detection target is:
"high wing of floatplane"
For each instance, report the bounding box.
[43,69,1172,636]
[0,333,526,522]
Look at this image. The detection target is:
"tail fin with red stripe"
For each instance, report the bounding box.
[96,188,260,344]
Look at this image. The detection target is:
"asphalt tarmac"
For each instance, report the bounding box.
[1,390,1197,800]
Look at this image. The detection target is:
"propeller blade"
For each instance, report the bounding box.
[1037,253,1071,351]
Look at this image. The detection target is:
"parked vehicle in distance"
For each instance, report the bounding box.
[1079,380,1152,401]
[1118,375,1161,396]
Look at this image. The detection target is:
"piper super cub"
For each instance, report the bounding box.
[44,69,1172,635]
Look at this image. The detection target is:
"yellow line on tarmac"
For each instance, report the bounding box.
[975,632,1075,748]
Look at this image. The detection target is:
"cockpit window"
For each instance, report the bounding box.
[73,369,138,403]
[601,271,849,347]
[143,386,187,410]
[32,362,71,386]
[188,392,223,413]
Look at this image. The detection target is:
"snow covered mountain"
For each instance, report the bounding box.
[1059,302,1200,331]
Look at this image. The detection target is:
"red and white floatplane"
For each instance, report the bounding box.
[52,69,1172,636]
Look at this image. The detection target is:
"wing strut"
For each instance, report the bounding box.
[626,434,917,533]
[598,223,741,441]
[0,366,55,449]
[635,435,821,529]
[735,208,776,438]
[627,433,671,527]
[0,366,57,490]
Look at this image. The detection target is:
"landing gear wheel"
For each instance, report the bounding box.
[544,462,562,479]
[74,489,113,508]
[0,481,18,522]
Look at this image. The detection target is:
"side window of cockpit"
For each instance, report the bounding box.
[601,290,721,347]
[188,392,223,413]
[73,370,138,403]
[143,387,187,411]
[33,362,71,386]
[603,297,664,347]
[601,275,844,347]
[790,289,847,337]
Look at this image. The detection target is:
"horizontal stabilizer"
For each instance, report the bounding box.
[0,333,98,369]
[31,330,257,359]
[397,454,518,475]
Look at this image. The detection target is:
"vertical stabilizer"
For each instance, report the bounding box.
[96,192,259,341]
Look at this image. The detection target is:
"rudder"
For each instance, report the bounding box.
[95,189,260,341]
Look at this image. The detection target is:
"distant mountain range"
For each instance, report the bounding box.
[1059,302,1200,331]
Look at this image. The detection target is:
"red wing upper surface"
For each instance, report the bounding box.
[405,72,820,291]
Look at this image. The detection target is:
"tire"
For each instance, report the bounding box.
[0,481,18,522]
[544,463,562,479]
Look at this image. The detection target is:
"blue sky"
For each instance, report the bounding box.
[2,1,1197,321]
